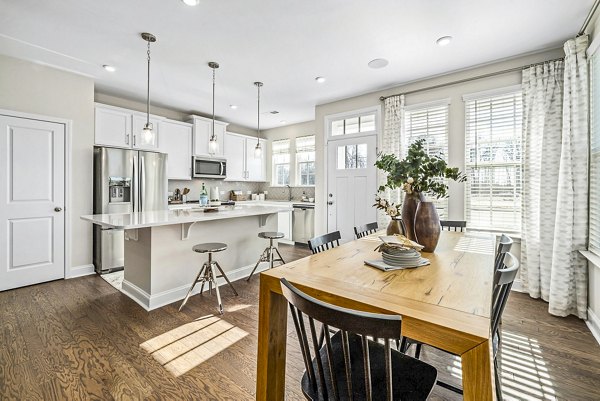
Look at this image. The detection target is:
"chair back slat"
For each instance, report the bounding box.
[308,317,329,400]
[290,307,317,391]
[341,330,354,400]
[384,340,393,401]
[322,323,340,400]
[361,335,372,401]
[440,220,467,232]
[354,222,379,239]
[491,252,520,336]
[494,234,514,271]
[308,231,342,255]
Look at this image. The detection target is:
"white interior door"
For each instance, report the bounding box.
[0,115,65,291]
[327,135,377,242]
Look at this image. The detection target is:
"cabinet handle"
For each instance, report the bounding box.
[133,135,136,147]
[125,133,129,145]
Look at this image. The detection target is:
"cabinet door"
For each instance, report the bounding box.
[223,133,246,181]
[95,106,131,147]
[212,121,227,157]
[278,211,292,240]
[192,118,211,156]
[160,120,193,180]
[245,138,267,181]
[132,114,160,150]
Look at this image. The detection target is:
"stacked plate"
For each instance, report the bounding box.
[381,248,423,267]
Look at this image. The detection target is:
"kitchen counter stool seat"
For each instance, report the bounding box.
[179,242,238,314]
[247,232,286,281]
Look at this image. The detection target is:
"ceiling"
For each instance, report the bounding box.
[0,0,593,129]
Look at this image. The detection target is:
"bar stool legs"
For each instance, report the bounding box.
[247,237,286,281]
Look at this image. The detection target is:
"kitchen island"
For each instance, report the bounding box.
[82,204,292,310]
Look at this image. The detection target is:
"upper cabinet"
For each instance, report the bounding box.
[159,120,193,180]
[224,132,266,181]
[94,103,162,151]
[188,115,228,157]
[245,137,267,181]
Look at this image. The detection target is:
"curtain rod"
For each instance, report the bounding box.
[379,57,564,101]
[579,0,600,36]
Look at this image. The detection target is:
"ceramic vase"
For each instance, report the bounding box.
[386,218,406,236]
[414,201,441,252]
[401,193,423,241]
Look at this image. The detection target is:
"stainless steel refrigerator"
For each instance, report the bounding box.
[93,146,168,274]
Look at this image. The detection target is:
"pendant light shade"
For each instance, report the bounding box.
[141,33,156,142]
[208,61,220,155]
[254,81,263,159]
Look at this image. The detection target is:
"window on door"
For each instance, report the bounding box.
[272,139,290,186]
[331,112,376,136]
[464,88,523,233]
[337,143,368,169]
[404,101,450,219]
[296,135,315,186]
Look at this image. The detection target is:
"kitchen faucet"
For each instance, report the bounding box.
[286,185,292,201]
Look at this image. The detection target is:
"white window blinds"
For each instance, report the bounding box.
[404,101,450,219]
[272,139,290,154]
[295,135,315,152]
[590,53,600,253]
[464,89,523,233]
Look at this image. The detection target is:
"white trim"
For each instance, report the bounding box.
[121,262,272,311]
[580,250,600,268]
[404,98,451,111]
[586,307,600,346]
[324,105,382,140]
[462,84,522,102]
[588,35,600,57]
[66,264,95,279]
[0,108,74,281]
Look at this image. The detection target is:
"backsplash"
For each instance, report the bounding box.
[169,179,315,202]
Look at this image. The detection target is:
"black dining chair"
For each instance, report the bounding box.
[439,220,467,232]
[354,222,379,239]
[400,252,520,400]
[494,234,513,272]
[280,278,438,401]
[308,231,341,254]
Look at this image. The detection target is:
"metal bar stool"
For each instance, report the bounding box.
[179,242,238,314]
[246,232,286,281]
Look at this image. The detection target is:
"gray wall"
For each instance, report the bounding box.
[0,54,95,275]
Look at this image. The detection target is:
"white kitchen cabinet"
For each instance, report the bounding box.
[278,210,293,243]
[159,119,193,180]
[132,113,161,151]
[224,132,266,181]
[188,115,228,157]
[95,104,132,147]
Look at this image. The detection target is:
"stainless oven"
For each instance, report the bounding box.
[193,156,227,179]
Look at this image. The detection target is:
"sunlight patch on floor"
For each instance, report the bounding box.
[140,314,248,377]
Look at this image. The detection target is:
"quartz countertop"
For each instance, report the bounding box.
[81,204,292,230]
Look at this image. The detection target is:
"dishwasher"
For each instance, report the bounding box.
[292,204,315,244]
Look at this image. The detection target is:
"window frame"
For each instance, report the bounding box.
[589,47,600,255]
[295,135,316,187]
[271,139,291,187]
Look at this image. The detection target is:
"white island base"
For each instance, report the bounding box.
[81,205,289,311]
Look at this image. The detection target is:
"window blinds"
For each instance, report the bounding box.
[404,103,449,219]
[295,135,315,152]
[464,90,523,232]
[272,139,290,154]
[590,53,600,253]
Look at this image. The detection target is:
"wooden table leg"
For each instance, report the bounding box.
[461,339,495,401]
[256,275,288,401]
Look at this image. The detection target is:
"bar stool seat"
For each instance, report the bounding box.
[247,232,286,281]
[179,242,237,314]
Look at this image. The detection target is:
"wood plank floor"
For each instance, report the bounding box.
[1,243,599,400]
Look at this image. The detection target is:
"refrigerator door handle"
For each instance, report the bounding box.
[133,152,139,213]
[140,155,145,212]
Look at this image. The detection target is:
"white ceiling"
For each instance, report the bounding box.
[0,0,593,129]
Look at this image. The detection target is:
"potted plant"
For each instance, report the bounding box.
[375,139,466,252]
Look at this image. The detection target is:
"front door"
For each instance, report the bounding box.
[0,115,65,291]
[327,135,377,242]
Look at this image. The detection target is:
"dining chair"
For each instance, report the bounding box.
[494,234,513,272]
[439,220,467,232]
[280,278,438,401]
[308,231,341,254]
[354,222,378,239]
[400,252,520,400]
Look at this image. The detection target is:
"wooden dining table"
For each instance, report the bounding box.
[255,230,497,401]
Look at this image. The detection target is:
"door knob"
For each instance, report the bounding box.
[327,201,334,205]
[54,207,62,212]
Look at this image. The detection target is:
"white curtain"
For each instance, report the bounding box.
[521,36,589,318]
[377,95,404,228]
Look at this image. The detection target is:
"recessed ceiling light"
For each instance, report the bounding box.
[367,58,389,69]
[315,76,326,83]
[103,64,116,72]
[436,36,452,46]
[229,104,238,109]
[181,0,200,6]
[280,120,287,124]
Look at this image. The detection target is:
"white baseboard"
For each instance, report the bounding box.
[66,264,95,279]
[121,262,271,312]
[586,307,600,346]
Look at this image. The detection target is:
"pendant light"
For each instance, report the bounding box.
[254,81,263,159]
[141,32,156,142]
[208,61,220,155]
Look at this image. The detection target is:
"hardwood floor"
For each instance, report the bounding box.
[0,243,599,400]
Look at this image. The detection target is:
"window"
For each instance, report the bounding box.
[464,88,523,233]
[272,139,290,186]
[331,112,376,136]
[296,136,315,186]
[337,143,368,169]
[404,101,450,219]
[590,52,600,253]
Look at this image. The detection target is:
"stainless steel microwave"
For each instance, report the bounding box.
[192,156,227,179]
